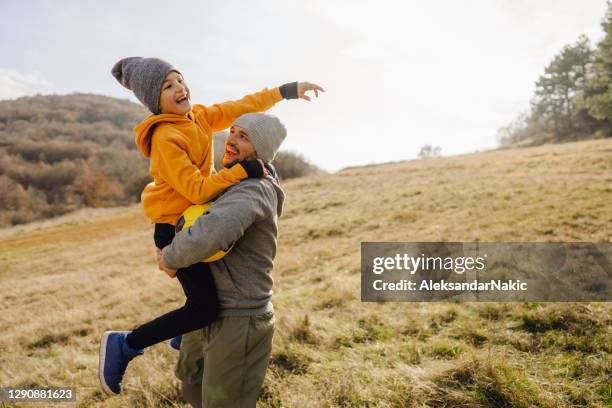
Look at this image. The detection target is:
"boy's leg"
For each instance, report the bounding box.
[99,223,176,394]
[125,217,219,350]
[126,262,219,349]
[200,311,275,408]
[153,223,176,248]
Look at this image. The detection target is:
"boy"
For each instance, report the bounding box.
[100,56,323,395]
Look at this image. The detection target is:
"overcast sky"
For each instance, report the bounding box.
[1,0,607,171]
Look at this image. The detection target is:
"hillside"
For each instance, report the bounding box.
[0,139,610,407]
[0,94,151,227]
[0,94,321,228]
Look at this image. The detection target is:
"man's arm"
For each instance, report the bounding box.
[162,181,273,269]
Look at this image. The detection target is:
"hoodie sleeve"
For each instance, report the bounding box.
[151,132,248,204]
[163,181,275,269]
[199,87,283,132]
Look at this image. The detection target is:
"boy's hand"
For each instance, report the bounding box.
[156,247,177,278]
[297,82,325,101]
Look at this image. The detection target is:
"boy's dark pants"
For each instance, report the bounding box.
[126,223,219,349]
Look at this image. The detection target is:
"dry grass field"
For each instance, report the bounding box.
[0,139,611,407]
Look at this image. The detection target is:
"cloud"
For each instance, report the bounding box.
[0,68,50,100]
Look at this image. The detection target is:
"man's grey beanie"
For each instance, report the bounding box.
[233,113,287,162]
[112,57,179,115]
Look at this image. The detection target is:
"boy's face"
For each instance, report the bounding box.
[222,125,257,168]
[159,71,192,115]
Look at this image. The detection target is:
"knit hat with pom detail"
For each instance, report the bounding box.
[112,57,180,114]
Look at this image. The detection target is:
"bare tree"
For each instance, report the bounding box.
[418,144,442,159]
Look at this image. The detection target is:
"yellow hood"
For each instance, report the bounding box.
[134,112,195,158]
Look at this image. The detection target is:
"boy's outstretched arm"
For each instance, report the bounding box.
[199,82,324,132]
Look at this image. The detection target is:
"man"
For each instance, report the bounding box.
[158,112,287,407]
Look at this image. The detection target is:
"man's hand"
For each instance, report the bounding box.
[156,247,177,278]
[297,82,325,101]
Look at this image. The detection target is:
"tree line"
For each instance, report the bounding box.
[498,2,612,146]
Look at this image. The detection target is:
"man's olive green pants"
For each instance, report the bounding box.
[175,310,275,408]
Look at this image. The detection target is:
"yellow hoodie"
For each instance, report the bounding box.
[135,87,283,224]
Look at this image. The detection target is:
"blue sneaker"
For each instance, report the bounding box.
[99,331,144,395]
[168,335,182,351]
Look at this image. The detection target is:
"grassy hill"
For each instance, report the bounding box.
[0,139,610,407]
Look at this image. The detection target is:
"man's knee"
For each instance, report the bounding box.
[181,380,202,408]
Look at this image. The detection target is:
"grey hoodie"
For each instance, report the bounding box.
[163,177,285,316]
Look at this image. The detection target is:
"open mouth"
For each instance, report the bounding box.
[176,95,188,104]
[224,145,238,157]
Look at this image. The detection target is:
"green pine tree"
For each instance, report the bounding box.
[581,2,612,121]
[531,35,594,141]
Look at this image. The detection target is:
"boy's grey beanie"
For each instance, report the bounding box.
[233,113,287,162]
[112,57,179,115]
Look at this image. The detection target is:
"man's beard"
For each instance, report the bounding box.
[222,156,238,169]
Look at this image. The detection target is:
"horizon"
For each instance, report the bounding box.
[0,0,607,171]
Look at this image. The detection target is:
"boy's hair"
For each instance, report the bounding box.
[112,57,180,114]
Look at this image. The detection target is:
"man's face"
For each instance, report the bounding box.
[222,125,257,168]
[159,71,192,115]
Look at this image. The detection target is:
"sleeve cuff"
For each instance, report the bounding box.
[279,82,299,99]
[271,87,283,103]
[238,159,264,178]
[229,163,248,180]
